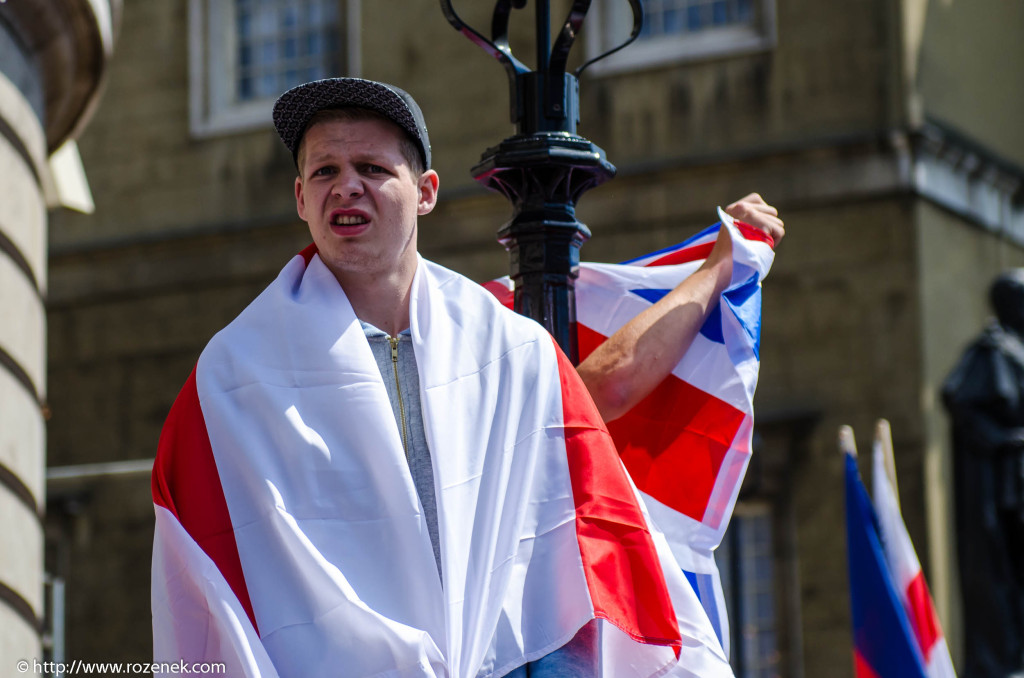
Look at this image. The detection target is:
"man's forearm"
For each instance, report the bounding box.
[577,229,733,422]
[577,193,783,423]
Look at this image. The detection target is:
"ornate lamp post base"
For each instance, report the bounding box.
[474,132,614,362]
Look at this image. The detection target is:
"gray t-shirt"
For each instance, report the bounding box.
[362,322,597,677]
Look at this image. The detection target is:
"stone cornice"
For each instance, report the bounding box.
[903,121,1024,241]
[599,121,1024,243]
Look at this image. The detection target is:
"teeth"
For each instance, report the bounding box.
[333,215,367,226]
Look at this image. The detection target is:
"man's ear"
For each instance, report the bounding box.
[417,170,440,216]
[295,175,307,221]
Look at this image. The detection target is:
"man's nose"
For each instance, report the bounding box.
[332,167,363,198]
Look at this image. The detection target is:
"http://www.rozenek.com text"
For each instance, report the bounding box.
[17,659,227,675]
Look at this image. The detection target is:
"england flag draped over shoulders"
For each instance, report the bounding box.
[153,252,718,678]
[485,208,776,657]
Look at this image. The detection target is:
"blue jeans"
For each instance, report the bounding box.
[501,621,597,677]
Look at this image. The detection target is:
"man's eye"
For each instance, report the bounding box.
[313,166,335,176]
[366,164,387,174]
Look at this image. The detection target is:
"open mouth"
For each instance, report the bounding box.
[331,214,368,226]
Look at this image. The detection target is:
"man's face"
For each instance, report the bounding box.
[294,117,438,285]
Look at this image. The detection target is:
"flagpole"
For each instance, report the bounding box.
[874,419,901,511]
[839,425,859,459]
[438,0,643,363]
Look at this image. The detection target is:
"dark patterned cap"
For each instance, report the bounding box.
[273,78,431,169]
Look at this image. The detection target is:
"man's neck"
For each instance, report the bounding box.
[335,266,415,337]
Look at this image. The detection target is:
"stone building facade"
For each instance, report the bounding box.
[0,0,120,670]
[44,0,1024,674]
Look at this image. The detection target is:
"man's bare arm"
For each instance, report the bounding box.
[577,193,785,422]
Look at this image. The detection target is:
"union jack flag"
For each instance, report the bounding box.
[485,208,776,656]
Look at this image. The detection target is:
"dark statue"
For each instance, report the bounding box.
[943,270,1024,677]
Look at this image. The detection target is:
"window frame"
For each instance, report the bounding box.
[584,0,777,76]
[716,501,781,677]
[188,0,361,138]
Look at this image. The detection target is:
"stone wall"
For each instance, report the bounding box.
[912,0,1024,166]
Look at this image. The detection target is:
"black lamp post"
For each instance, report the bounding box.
[440,0,643,363]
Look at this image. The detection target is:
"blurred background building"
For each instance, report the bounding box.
[15,0,1024,675]
[0,0,120,669]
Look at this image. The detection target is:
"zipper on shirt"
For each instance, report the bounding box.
[388,336,409,459]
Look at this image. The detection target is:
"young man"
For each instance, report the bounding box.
[152,78,782,678]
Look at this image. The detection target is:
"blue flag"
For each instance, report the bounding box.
[844,447,927,678]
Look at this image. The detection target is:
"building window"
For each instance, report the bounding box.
[717,503,780,677]
[585,0,775,75]
[189,0,359,137]
[640,0,754,38]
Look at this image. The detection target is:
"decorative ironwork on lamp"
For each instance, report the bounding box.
[440,0,643,363]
